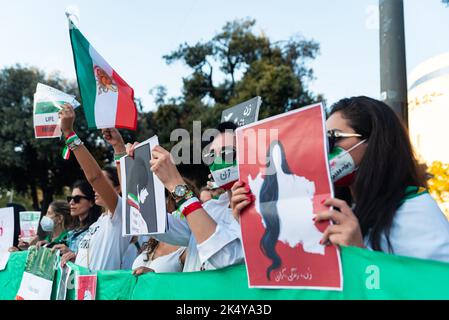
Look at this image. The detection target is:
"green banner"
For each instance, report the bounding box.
[1,246,449,300]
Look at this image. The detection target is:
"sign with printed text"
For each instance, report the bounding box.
[16,246,59,300]
[120,136,167,236]
[236,103,342,290]
[33,83,80,138]
[221,96,262,127]
[19,211,41,243]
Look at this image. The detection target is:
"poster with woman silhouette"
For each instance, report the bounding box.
[120,136,167,236]
[76,275,97,300]
[236,103,342,290]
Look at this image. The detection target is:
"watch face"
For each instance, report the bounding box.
[174,185,187,197]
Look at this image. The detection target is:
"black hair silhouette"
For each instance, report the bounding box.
[128,156,149,207]
[259,140,292,280]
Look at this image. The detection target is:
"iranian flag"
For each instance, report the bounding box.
[67,17,137,130]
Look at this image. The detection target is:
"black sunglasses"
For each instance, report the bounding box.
[203,146,236,165]
[67,195,90,204]
[327,129,362,151]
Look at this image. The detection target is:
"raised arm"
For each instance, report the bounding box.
[150,146,217,244]
[59,104,118,214]
[101,128,126,186]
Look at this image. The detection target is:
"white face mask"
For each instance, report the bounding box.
[40,215,55,232]
[328,139,366,186]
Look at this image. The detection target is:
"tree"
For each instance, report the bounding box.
[147,18,323,186]
[163,18,322,120]
[0,65,110,211]
[1,18,323,203]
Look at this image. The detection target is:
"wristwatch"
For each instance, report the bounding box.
[171,184,188,199]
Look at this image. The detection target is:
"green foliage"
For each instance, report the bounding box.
[0,18,323,200]
[146,18,323,186]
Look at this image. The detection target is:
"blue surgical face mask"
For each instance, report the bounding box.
[40,216,55,232]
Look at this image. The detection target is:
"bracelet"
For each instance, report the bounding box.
[65,132,77,142]
[114,152,126,165]
[62,132,83,160]
[67,139,84,151]
[175,191,194,208]
[178,197,202,218]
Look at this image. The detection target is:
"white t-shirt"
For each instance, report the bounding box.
[121,235,151,270]
[364,193,449,263]
[75,197,131,271]
[132,247,185,273]
[154,192,244,272]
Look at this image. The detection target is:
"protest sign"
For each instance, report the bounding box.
[33,83,80,138]
[236,103,342,289]
[0,207,14,270]
[76,275,97,300]
[221,96,261,127]
[120,136,167,236]
[16,246,59,300]
[19,211,41,243]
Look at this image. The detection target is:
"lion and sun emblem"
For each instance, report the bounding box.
[94,65,118,94]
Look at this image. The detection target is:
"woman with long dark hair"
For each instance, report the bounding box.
[233,96,449,262]
[52,180,101,256]
[315,96,449,261]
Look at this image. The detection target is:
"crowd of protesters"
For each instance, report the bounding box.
[7,96,449,276]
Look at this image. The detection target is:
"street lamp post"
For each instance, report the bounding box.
[379,0,408,125]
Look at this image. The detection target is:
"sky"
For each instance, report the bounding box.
[1,0,449,111]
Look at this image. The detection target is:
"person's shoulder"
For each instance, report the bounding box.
[397,193,449,229]
[400,192,441,212]
[112,195,122,214]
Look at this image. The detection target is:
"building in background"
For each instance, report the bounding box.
[408,52,449,217]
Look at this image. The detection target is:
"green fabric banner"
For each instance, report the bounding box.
[1,246,449,300]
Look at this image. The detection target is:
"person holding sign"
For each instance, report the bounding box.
[131,185,194,275]
[57,180,102,257]
[232,96,449,263]
[127,122,244,272]
[58,104,131,271]
[35,201,73,249]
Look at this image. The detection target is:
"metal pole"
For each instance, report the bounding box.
[379,0,408,125]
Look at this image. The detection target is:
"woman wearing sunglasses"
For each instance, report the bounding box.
[51,180,102,257]
[232,96,449,262]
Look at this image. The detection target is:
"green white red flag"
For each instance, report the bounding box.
[67,16,137,130]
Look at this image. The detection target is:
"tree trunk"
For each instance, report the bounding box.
[30,182,39,211]
[41,186,54,215]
